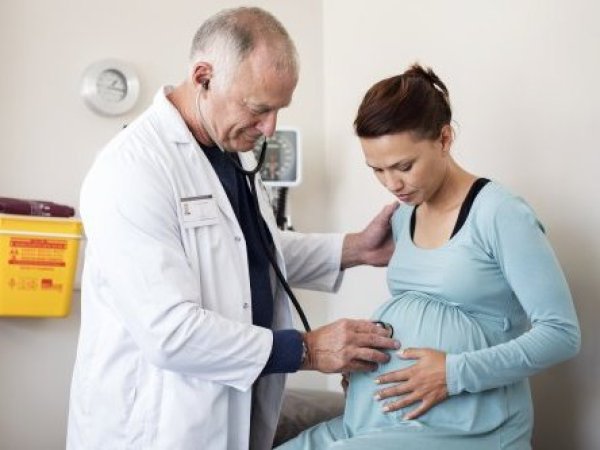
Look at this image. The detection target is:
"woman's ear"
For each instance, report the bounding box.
[439,124,454,154]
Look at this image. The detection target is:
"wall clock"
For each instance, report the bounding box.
[81,59,140,116]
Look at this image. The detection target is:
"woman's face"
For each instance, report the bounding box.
[360,128,451,205]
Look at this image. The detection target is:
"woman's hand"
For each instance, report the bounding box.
[374,348,448,420]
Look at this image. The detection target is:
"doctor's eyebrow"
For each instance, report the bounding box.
[249,104,273,114]
[243,98,292,114]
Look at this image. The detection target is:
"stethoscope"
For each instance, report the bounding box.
[219,141,396,338]
[226,139,313,332]
[196,88,312,331]
[195,89,395,338]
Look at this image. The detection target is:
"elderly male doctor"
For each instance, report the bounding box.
[67,7,399,450]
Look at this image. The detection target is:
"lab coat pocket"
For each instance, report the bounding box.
[127,358,159,449]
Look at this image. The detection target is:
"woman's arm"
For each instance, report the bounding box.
[445,197,581,394]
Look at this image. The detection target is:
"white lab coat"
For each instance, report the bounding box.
[67,87,344,450]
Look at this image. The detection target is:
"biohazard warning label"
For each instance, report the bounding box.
[7,238,67,268]
[0,225,79,315]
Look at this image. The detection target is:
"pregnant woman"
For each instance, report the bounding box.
[277,64,580,450]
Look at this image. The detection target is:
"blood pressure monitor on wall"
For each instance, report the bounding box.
[252,127,301,188]
[252,127,301,229]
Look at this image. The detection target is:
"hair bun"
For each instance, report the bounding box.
[354,62,452,140]
[405,63,449,97]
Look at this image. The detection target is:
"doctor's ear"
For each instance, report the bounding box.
[191,62,212,90]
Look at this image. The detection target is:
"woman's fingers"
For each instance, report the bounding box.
[375,366,412,384]
[402,391,447,420]
[380,392,421,413]
[402,400,432,420]
[374,380,413,400]
[379,391,444,418]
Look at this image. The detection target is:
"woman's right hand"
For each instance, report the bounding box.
[374,348,448,419]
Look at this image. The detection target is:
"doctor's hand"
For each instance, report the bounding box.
[341,202,399,269]
[301,319,400,373]
[374,348,448,420]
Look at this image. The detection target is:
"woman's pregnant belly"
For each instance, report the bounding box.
[344,291,508,437]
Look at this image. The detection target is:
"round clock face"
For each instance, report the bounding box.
[253,129,300,186]
[96,69,128,102]
[81,59,140,116]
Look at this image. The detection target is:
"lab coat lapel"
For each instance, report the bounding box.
[239,151,285,267]
[194,146,241,229]
[154,86,241,231]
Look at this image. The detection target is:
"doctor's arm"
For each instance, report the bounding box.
[81,151,272,392]
[341,202,398,269]
[272,204,399,374]
[263,320,398,375]
[280,203,398,291]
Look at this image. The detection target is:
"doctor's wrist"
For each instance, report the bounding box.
[299,333,313,370]
[340,233,364,269]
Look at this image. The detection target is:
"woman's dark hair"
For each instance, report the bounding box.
[354,64,452,140]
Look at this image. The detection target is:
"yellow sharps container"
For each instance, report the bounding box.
[0,213,83,317]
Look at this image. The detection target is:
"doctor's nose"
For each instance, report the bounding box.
[256,111,278,137]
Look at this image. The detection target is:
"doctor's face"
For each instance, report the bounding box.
[202,47,297,152]
[361,129,451,205]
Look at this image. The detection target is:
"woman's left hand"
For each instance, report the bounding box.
[374,348,448,420]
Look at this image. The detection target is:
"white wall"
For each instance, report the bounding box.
[323,1,600,449]
[1,1,599,449]
[0,1,325,448]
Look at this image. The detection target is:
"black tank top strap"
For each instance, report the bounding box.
[410,178,490,239]
[450,178,490,237]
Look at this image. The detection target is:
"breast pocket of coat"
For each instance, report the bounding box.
[179,197,224,256]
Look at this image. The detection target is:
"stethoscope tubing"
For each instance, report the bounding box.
[197,90,311,331]
[227,140,312,332]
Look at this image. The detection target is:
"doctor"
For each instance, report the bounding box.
[67,6,399,450]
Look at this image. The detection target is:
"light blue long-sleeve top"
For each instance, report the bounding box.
[278,181,580,450]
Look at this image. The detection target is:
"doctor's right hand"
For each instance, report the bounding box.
[300,319,400,373]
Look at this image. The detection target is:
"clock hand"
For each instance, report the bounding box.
[102,85,126,93]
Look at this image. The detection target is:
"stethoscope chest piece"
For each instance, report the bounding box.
[373,320,394,338]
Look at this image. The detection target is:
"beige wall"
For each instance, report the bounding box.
[1,1,598,449]
[323,1,600,449]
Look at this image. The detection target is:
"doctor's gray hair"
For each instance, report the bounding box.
[190,7,299,88]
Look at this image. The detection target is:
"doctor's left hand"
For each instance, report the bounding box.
[301,319,399,373]
[341,202,398,269]
[373,348,448,420]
